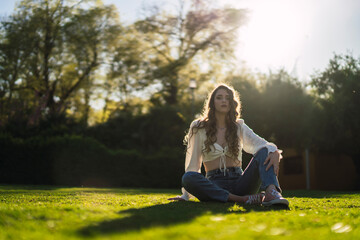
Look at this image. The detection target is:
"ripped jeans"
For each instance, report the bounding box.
[182,147,281,202]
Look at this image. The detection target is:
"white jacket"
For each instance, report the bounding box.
[181,119,278,200]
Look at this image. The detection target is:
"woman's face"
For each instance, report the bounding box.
[213,88,231,114]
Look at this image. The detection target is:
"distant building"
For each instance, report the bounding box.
[278,148,358,190]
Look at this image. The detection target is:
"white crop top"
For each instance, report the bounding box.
[180,119,278,200]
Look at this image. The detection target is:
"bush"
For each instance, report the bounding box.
[85,106,187,152]
[0,134,185,188]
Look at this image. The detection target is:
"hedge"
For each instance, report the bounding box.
[0,134,184,188]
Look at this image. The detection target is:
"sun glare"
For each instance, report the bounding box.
[233,0,312,74]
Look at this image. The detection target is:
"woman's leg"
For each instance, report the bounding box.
[232,147,281,196]
[182,171,266,204]
[182,171,230,202]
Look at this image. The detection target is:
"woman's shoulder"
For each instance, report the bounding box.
[190,119,200,127]
[190,119,205,128]
[236,119,244,125]
[189,119,206,137]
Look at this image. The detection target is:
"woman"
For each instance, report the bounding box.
[169,84,289,206]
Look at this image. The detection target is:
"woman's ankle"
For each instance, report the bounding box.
[265,184,276,194]
[227,193,245,203]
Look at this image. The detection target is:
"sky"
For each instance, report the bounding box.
[1,0,360,82]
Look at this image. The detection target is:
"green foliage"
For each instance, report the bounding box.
[0,186,359,239]
[1,113,83,139]
[137,106,187,151]
[260,71,315,148]
[310,53,360,154]
[229,70,315,149]
[0,133,184,188]
[134,0,248,105]
[86,106,187,151]
[0,0,122,125]
[0,0,249,125]
[0,0,358,191]
[310,54,360,185]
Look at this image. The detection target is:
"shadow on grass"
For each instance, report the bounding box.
[79,201,288,236]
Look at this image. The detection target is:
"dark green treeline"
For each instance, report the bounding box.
[0,0,359,189]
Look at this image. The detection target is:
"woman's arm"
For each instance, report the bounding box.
[239,119,278,155]
[169,120,203,201]
[239,120,282,175]
[184,121,203,173]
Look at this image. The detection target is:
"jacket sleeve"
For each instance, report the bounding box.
[238,119,278,155]
[180,120,203,200]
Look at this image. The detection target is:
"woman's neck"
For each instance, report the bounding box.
[215,112,227,128]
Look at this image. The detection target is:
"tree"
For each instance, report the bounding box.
[228,69,316,148]
[62,3,122,124]
[0,0,122,126]
[134,0,247,105]
[0,12,32,126]
[310,53,360,185]
[101,26,149,121]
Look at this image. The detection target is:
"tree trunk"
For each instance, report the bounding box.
[164,82,178,105]
[81,86,91,126]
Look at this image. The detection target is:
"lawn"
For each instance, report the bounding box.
[0,185,359,240]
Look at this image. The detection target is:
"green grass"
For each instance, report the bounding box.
[0,185,359,240]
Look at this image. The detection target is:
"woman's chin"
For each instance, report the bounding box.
[215,109,230,114]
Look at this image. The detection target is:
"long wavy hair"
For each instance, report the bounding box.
[185,84,242,158]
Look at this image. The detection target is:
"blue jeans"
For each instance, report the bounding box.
[182,147,281,202]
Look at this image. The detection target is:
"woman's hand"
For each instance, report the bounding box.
[168,196,186,201]
[264,150,283,176]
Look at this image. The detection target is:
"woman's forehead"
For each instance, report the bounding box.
[215,88,229,96]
